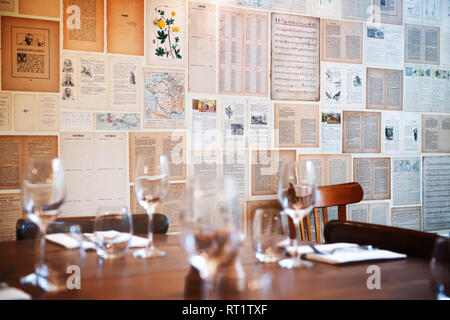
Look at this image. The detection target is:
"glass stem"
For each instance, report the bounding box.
[37,212,49,272]
[293,217,303,263]
[146,205,156,251]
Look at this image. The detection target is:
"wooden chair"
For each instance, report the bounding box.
[324,220,443,259]
[16,213,169,240]
[300,182,364,242]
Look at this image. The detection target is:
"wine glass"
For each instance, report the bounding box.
[19,157,66,290]
[179,176,242,299]
[277,159,315,269]
[133,154,169,259]
[430,237,450,300]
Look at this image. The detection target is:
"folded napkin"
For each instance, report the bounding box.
[281,242,407,264]
[0,283,31,300]
[46,231,148,250]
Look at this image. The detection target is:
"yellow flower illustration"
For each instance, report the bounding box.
[156,19,165,29]
[171,11,176,17]
[172,26,180,32]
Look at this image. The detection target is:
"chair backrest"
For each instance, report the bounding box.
[16,213,169,240]
[300,182,364,242]
[324,220,442,259]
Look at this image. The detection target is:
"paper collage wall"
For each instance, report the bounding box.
[0,0,450,241]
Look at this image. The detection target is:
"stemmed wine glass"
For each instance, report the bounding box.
[179,176,242,299]
[20,157,66,290]
[133,154,169,259]
[277,159,315,269]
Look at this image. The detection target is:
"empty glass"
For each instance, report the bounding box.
[277,160,316,269]
[94,206,133,259]
[20,157,66,291]
[252,208,288,263]
[430,237,450,300]
[133,154,169,258]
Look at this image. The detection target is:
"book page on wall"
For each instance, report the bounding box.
[19,0,60,18]
[245,199,282,236]
[95,112,140,131]
[391,206,422,230]
[353,157,391,200]
[274,103,319,148]
[60,110,94,131]
[322,19,363,64]
[60,132,127,217]
[221,98,246,151]
[369,202,390,225]
[188,2,216,94]
[130,183,186,232]
[107,0,144,55]
[383,111,401,154]
[405,24,440,65]
[143,69,185,128]
[61,52,77,109]
[63,0,104,52]
[422,114,450,153]
[0,93,12,131]
[14,94,59,132]
[320,111,342,153]
[1,16,60,92]
[221,150,247,201]
[0,135,58,190]
[342,111,381,153]
[147,0,186,67]
[129,132,186,181]
[309,0,340,18]
[248,100,271,150]
[393,157,421,206]
[321,63,364,108]
[366,68,403,110]
[109,56,140,111]
[251,150,295,196]
[271,13,319,101]
[298,154,351,186]
[423,156,450,231]
[77,54,108,109]
[0,194,22,241]
[402,112,420,153]
[365,23,404,68]
[0,0,14,11]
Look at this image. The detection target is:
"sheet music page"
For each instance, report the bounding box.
[423,156,450,231]
[63,0,104,52]
[365,23,404,68]
[391,206,421,230]
[322,19,363,64]
[0,92,12,131]
[274,103,319,148]
[393,157,421,205]
[129,132,186,181]
[143,68,185,128]
[107,0,144,55]
[320,111,342,154]
[77,54,108,110]
[0,194,22,241]
[248,100,271,150]
[271,13,320,101]
[109,56,140,112]
[147,0,186,67]
[188,2,216,94]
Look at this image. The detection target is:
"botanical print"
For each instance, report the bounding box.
[153,8,182,60]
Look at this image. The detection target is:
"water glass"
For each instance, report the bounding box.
[430,237,450,300]
[252,208,288,263]
[94,206,133,259]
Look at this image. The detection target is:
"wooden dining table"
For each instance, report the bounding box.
[0,234,435,300]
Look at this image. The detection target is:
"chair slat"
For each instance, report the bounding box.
[313,208,320,242]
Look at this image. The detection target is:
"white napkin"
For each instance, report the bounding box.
[280,241,407,264]
[0,283,31,300]
[46,231,149,250]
